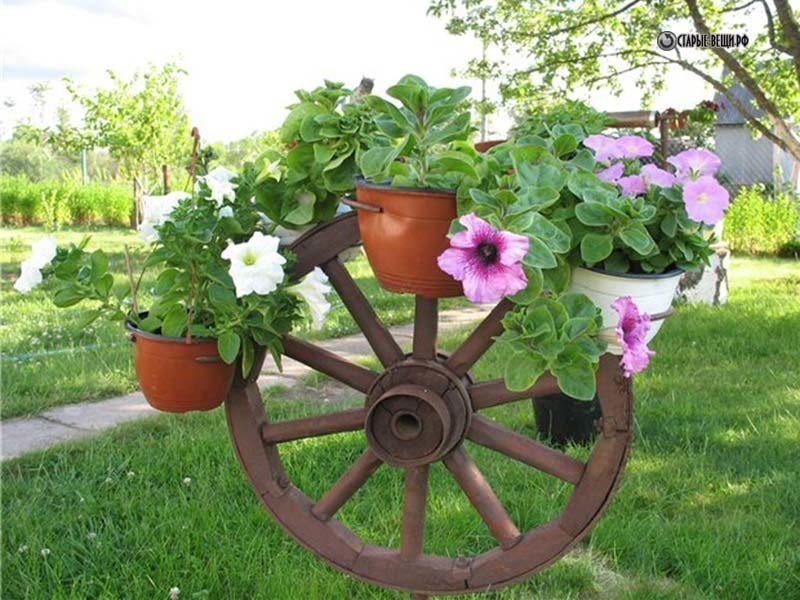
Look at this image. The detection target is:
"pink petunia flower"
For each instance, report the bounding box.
[597,162,624,183]
[640,164,676,188]
[614,135,654,159]
[583,134,621,163]
[618,175,646,197]
[612,296,655,378]
[682,176,730,225]
[437,213,529,303]
[667,148,721,182]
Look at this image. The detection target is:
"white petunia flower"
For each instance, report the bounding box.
[14,259,44,293]
[288,267,332,330]
[13,237,57,293]
[169,586,180,599]
[259,159,282,182]
[139,192,190,243]
[202,166,237,205]
[28,237,57,268]
[218,206,234,219]
[221,232,286,298]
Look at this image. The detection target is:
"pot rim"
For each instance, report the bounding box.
[355,175,456,197]
[578,265,685,280]
[125,314,217,344]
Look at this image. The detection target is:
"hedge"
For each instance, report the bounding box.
[0,176,132,227]
[725,184,800,255]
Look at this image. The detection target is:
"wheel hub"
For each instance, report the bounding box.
[365,359,471,467]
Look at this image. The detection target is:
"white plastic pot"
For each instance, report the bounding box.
[567,267,682,354]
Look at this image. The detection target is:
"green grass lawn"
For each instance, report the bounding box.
[0,226,467,419]
[2,256,799,598]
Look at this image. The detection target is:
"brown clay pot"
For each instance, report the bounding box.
[126,320,235,413]
[350,179,463,298]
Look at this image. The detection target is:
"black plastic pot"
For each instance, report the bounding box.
[532,394,602,446]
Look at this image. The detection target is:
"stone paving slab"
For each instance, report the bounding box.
[1,304,490,462]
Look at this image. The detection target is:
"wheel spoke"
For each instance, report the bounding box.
[412,297,438,360]
[444,299,513,376]
[467,415,585,485]
[401,465,429,560]
[469,374,560,410]
[282,335,378,393]
[322,258,404,367]
[261,408,366,444]
[287,212,360,279]
[443,446,521,550]
[312,449,383,521]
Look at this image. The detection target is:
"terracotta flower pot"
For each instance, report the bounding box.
[349,179,463,298]
[567,267,682,353]
[126,320,235,413]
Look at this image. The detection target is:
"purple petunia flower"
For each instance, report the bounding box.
[667,148,721,182]
[618,175,646,197]
[640,164,676,188]
[612,296,655,378]
[614,135,654,159]
[583,134,621,163]
[597,162,624,183]
[437,213,529,303]
[682,175,730,225]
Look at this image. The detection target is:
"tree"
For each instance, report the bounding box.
[429,0,800,161]
[51,62,191,226]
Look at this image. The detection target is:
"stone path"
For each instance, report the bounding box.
[1,305,490,461]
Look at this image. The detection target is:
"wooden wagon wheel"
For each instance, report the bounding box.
[225,212,634,597]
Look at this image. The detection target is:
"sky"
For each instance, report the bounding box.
[1,0,713,143]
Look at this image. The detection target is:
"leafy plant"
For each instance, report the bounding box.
[497,294,605,400]
[255,80,378,228]
[357,74,476,189]
[510,100,610,144]
[725,184,799,255]
[17,166,317,378]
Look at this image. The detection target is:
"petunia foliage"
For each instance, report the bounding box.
[357,74,477,189]
[254,80,380,229]
[496,294,605,401]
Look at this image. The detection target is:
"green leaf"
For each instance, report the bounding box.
[504,351,548,392]
[90,249,108,281]
[208,283,237,311]
[529,214,571,253]
[660,212,678,237]
[52,287,84,308]
[509,266,543,305]
[516,186,560,212]
[603,251,630,273]
[552,353,596,400]
[580,233,614,264]
[94,273,113,297]
[358,145,398,179]
[559,293,598,320]
[155,268,179,295]
[429,152,479,180]
[161,305,187,338]
[552,133,578,157]
[567,170,617,202]
[575,201,616,226]
[386,83,424,114]
[523,236,558,269]
[312,143,335,164]
[562,317,594,340]
[138,314,162,332]
[618,222,656,255]
[241,337,255,378]
[281,102,325,141]
[217,331,241,364]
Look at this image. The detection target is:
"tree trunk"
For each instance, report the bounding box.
[162,164,171,194]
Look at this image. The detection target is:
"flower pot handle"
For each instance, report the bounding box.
[342,195,382,213]
[650,308,674,322]
[127,332,136,342]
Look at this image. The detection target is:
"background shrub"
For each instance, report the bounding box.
[1,176,132,227]
[725,184,799,255]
